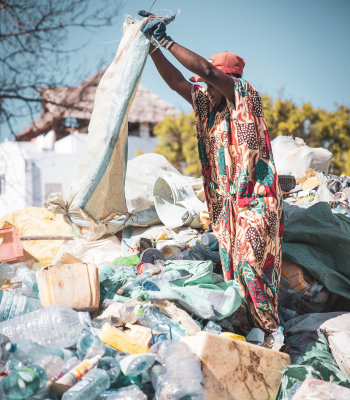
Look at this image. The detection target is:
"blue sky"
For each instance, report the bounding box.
[3,0,350,138]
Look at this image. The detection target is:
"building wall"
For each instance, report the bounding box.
[0,131,159,218]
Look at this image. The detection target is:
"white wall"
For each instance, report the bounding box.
[0,132,159,218]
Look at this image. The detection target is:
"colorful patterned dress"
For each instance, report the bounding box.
[191,79,284,331]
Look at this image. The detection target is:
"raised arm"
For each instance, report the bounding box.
[168,43,236,104]
[139,11,236,105]
[150,48,192,105]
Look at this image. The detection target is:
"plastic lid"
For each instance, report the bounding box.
[78,311,92,328]
[5,342,16,352]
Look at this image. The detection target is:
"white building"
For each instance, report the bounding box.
[0,73,179,218]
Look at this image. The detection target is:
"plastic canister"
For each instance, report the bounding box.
[182,331,290,400]
[36,263,100,311]
[281,259,315,292]
[98,323,149,354]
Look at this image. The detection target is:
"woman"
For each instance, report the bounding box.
[139,11,283,332]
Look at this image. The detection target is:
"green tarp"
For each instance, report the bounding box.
[282,202,350,299]
[100,260,242,321]
[275,332,350,399]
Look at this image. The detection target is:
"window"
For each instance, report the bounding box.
[45,183,62,200]
[0,175,5,195]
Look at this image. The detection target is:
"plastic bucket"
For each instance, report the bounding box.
[153,175,206,229]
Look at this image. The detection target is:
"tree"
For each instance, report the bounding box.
[153,96,350,177]
[153,112,201,177]
[0,0,121,140]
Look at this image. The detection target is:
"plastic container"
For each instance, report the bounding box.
[269,326,284,346]
[36,263,100,311]
[0,227,23,263]
[182,331,291,400]
[203,321,222,334]
[61,368,110,400]
[0,289,42,322]
[0,332,10,371]
[123,323,152,347]
[5,339,76,365]
[281,259,315,292]
[98,323,149,354]
[149,340,205,400]
[3,355,63,399]
[117,269,161,296]
[136,305,187,341]
[0,304,91,348]
[104,385,146,400]
[57,253,83,264]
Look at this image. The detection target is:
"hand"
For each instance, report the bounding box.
[138,10,166,42]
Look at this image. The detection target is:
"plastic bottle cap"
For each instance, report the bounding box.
[134,305,143,317]
[5,342,15,352]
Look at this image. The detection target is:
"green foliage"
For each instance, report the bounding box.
[262,95,350,175]
[153,112,201,177]
[153,98,350,177]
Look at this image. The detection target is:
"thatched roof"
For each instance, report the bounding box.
[16,70,180,141]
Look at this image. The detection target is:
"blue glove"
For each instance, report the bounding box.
[138,10,176,50]
[138,10,166,41]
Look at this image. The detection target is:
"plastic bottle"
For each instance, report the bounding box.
[269,326,284,347]
[149,340,205,400]
[117,269,162,296]
[200,233,217,247]
[0,263,17,285]
[62,368,110,400]
[27,388,58,400]
[0,304,91,348]
[135,305,186,341]
[5,339,76,365]
[16,266,39,297]
[97,356,121,384]
[76,329,105,359]
[3,355,63,400]
[203,321,222,334]
[0,290,43,322]
[119,353,156,377]
[0,332,10,371]
[105,385,146,400]
[142,270,190,291]
[61,357,80,375]
[119,302,140,325]
[56,355,102,387]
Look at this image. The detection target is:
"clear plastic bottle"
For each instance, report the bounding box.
[119,301,140,325]
[0,304,91,348]
[27,388,58,400]
[97,356,121,384]
[0,290,43,322]
[16,266,39,297]
[5,339,76,365]
[62,368,110,400]
[203,321,222,334]
[0,263,17,285]
[0,332,10,371]
[149,340,205,400]
[135,305,186,341]
[105,385,146,400]
[119,353,156,377]
[76,329,105,359]
[117,269,161,296]
[3,355,63,400]
[269,326,284,347]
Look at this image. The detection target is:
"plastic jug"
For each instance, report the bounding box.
[182,331,291,400]
[98,323,149,354]
[36,263,100,311]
